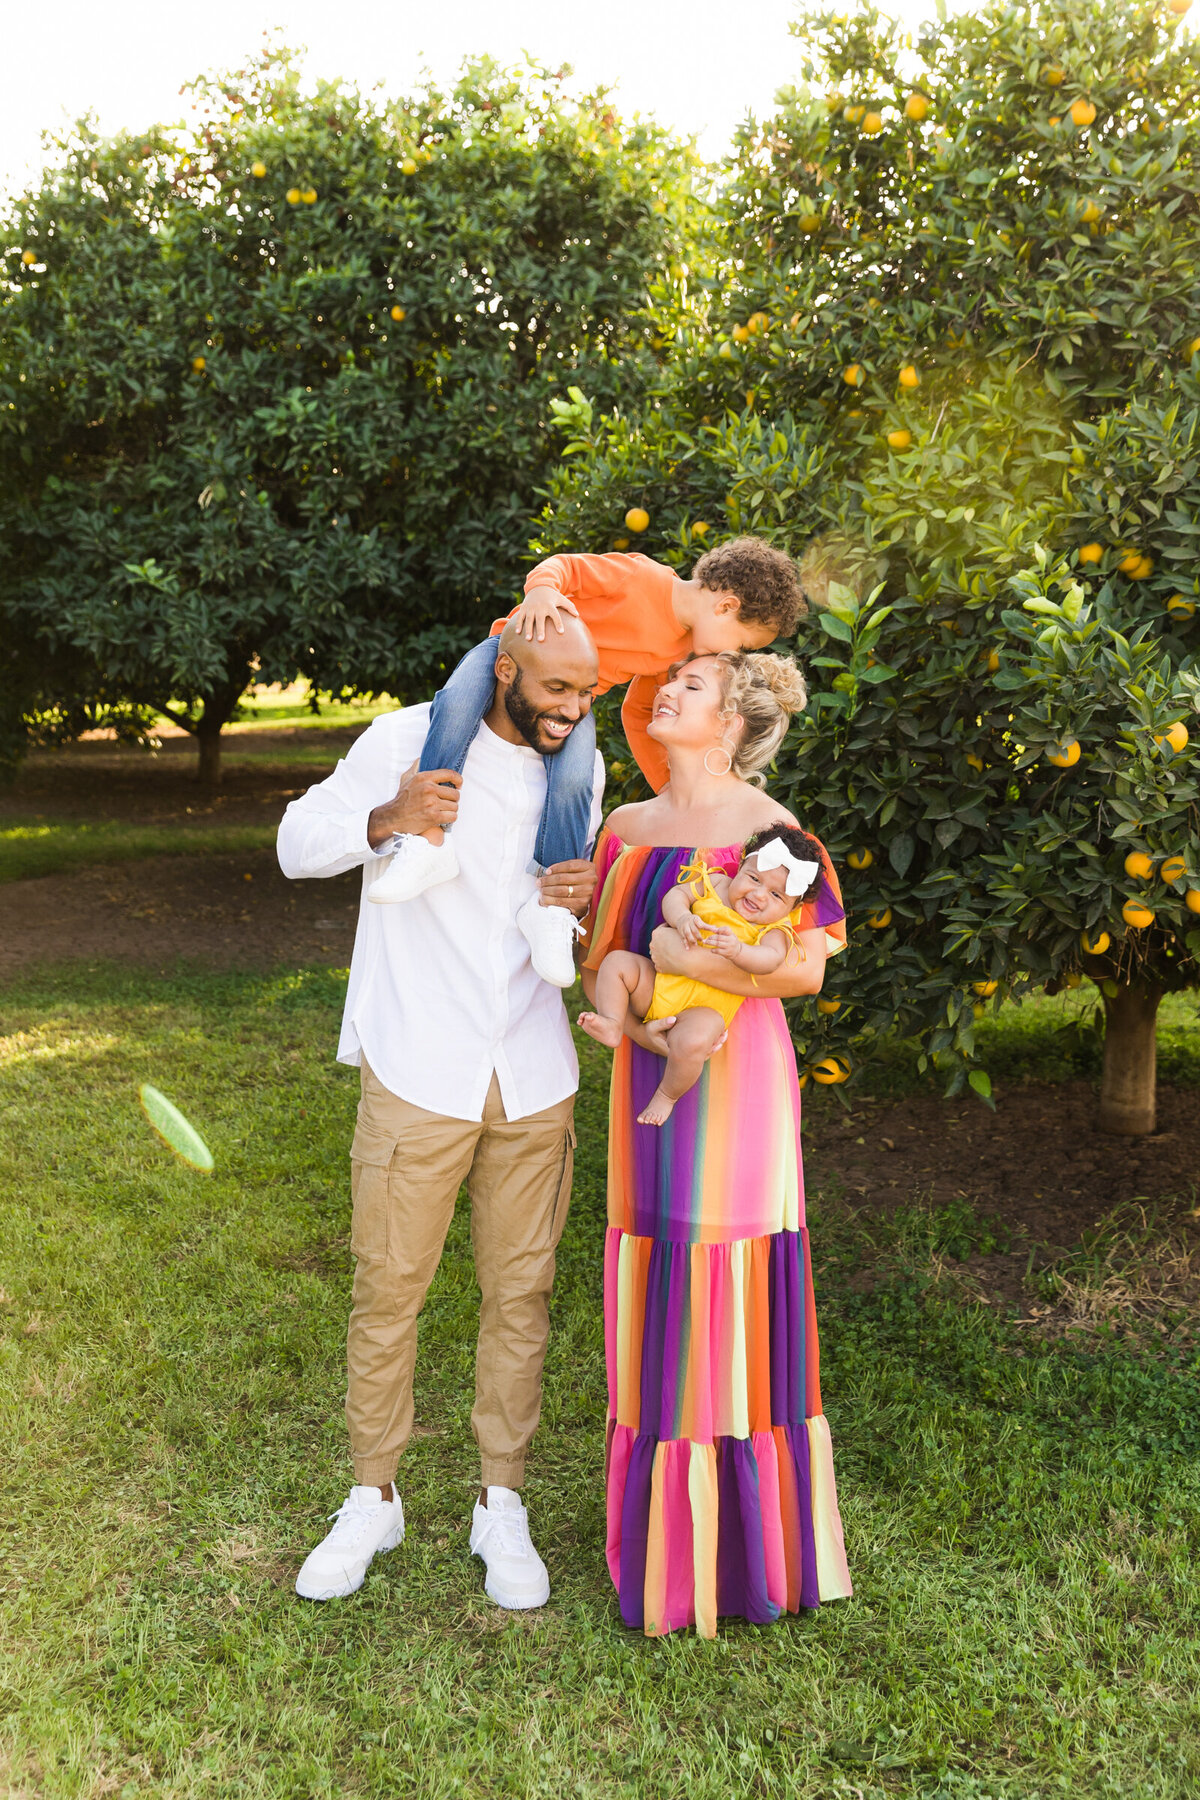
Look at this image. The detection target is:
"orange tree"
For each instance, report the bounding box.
[535,0,1200,1133]
[0,50,691,782]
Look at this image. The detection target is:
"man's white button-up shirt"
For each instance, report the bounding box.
[276,704,605,1123]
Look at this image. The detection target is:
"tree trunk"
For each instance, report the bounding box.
[1099,980,1163,1136]
[196,715,224,788]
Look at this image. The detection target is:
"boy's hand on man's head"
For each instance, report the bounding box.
[513,586,581,642]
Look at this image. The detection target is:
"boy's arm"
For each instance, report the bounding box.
[621,676,670,794]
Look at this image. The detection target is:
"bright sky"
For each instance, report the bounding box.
[3,0,941,200]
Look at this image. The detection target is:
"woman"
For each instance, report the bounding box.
[581,649,852,1638]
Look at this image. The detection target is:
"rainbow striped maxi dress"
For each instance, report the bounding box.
[583,830,852,1638]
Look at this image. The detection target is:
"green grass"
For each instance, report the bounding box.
[1,964,1199,1798]
[0,821,281,883]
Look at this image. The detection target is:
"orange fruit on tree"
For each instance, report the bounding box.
[844,104,865,123]
[861,112,884,135]
[983,649,1001,672]
[1064,970,1083,989]
[898,364,920,389]
[302,188,317,204]
[1168,0,1191,14]
[904,93,929,121]
[1046,738,1081,768]
[1186,889,1200,914]
[812,1055,851,1084]
[1049,116,1061,127]
[390,304,406,321]
[1077,542,1103,565]
[251,160,267,178]
[21,249,37,265]
[843,363,865,387]
[286,187,302,204]
[886,428,912,450]
[1187,336,1200,359]
[1044,65,1065,86]
[1131,555,1154,579]
[1118,549,1145,575]
[825,93,844,113]
[1160,855,1187,882]
[1081,929,1110,955]
[747,311,769,334]
[966,752,984,772]
[972,979,999,997]
[1122,899,1155,929]
[401,158,418,175]
[1078,199,1103,224]
[732,324,751,344]
[799,213,822,233]
[192,355,206,373]
[866,907,892,929]
[1070,99,1097,128]
[624,507,650,533]
[1154,721,1190,753]
[613,537,630,550]
[1166,595,1196,618]
[816,997,841,1014]
[691,521,710,537]
[1124,851,1153,879]
[846,848,873,870]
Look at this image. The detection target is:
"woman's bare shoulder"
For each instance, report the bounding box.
[602,800,658,845]
[732,784,799,834]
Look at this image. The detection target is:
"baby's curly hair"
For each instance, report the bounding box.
[743,823,826,905]
[693,537,806,638]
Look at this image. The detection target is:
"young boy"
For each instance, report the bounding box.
[369,539,807,983]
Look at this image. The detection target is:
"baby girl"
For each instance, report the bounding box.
[579,824,823,1125]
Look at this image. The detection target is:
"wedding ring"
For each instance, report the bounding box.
[567,885,574,897]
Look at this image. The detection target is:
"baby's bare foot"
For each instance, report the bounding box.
[637,1086,677,1127]
[578,1011,623,1049]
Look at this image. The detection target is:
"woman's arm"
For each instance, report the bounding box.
[648,922,830,998]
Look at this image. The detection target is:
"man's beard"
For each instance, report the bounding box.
[504,669,574,755]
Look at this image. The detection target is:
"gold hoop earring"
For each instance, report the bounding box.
[704,744,733,777]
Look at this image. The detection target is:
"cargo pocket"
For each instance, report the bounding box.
[349,1121,397,1261]
[546,1120,577,1250]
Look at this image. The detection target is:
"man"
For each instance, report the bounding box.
[276,615,603,1608]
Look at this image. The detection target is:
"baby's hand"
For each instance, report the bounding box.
[675,911,708,948]
[511,587,580,642]
[704,927,743,959]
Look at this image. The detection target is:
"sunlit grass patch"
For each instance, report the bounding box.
[0,820,280,883]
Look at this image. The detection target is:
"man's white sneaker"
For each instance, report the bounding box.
[470,1487,550,1610]
[368,835,459,904]
[516,893,583,988]
[295,1486,405,1601]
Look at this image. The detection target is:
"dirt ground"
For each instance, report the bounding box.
[4,735,1198,1316]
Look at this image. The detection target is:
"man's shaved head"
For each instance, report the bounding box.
[488,614,599,756]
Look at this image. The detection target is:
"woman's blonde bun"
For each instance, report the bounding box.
[739,652,809,717]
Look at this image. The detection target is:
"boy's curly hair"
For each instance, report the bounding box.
[743,823,826,904]
[693,537,806,638]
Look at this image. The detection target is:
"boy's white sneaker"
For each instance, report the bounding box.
[470,1487,550,1610]
[369,835,459,904]
[295,1486,405,1601]
[516,893,583,988]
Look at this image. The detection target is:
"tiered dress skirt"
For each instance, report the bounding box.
[585,832,852,1637]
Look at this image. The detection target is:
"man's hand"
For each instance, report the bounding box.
[511,585,581,642]
[366,762,462,849]
[538,859,596,918]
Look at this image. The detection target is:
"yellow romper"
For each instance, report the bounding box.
[644,862,793,1029]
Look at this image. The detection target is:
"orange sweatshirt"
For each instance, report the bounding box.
[490,551,687,792]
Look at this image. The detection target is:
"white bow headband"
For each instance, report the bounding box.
[753,837,820,899]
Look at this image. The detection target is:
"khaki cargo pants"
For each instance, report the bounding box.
[346,1058,576,1490]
